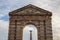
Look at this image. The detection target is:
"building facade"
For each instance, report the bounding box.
[8,4,53,40]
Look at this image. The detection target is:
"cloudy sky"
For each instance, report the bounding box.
[0,0,60,40]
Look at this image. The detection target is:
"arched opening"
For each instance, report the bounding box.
[23,24,38,40]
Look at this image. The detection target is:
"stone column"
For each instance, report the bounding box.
[40,21,45,40]
[45,16,53,40]
[8,20,16,40]
[30,30,32,40]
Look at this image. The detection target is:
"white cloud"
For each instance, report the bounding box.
[0,20,9,30]
[52,13,60,40]
[0,20,9,40]
[0,9,10,18]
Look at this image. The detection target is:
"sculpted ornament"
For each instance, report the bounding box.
[17,8,41,14]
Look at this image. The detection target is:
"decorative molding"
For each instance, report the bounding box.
[9,4,52,16]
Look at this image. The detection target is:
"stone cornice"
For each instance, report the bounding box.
[9,4,52,16]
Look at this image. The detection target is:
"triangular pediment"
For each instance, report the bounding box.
[9,4,52,16]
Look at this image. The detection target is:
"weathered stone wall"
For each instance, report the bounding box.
[8,15,53,40]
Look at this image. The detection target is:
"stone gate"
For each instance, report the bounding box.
[8,4,53,40]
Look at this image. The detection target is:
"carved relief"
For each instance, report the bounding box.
[17,8,41,15]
